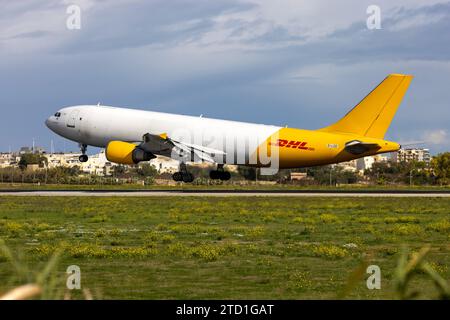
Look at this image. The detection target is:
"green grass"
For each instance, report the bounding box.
[0,196,449,299]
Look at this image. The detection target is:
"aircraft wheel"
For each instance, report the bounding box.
[79,155,88,162]
[182,173,194,183]
[209,170,220,180]
[219,171,231,181]
[172,172,183,182]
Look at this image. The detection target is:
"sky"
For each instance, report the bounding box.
[1,0,449,154]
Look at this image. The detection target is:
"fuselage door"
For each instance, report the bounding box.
[67,110,79,128]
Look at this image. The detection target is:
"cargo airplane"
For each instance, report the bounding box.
[46,74,412,182]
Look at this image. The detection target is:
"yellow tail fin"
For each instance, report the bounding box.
[319,74,413,139]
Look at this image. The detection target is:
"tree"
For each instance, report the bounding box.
[363,160,434,185]
[237,166,257,180]
[365,162,399,184]
[18,153,47,171]
[336,168,359,184]
[431,152,450,185]
[306,165,333,185]
[112,165,127,178]
[136,163,158,178]
[307,165,359,185]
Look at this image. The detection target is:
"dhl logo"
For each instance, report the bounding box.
[270,139,314,151]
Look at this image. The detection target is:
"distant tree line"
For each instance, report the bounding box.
[364,152,449,186]
[236,152,449,186]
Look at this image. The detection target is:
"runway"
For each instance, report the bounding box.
[0,190,449,197]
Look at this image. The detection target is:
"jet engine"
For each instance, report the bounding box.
[106,141,155,165]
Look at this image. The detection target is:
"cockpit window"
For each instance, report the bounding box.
[54,112,61,117]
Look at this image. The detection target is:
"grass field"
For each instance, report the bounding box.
[0,196,449,299]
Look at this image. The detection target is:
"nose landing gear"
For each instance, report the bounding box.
[79,144,89,163]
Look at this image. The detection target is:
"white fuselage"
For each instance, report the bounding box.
[45,105,281,164]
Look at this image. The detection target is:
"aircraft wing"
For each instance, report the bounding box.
[344,140,381,155]
[138,133,225,163]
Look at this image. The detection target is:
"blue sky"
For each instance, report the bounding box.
[1,0,449,154]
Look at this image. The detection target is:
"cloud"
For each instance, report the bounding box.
[423,129,448,145]
[9,30,52,39]
[3,0,450,54]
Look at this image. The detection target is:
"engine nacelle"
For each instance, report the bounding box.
[106,141,155,165]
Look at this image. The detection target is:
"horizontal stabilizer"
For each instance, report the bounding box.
[345,140,381,155]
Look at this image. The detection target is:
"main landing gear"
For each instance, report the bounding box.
[172,164,231,183]
[209,164,231,181]
[79,144,88,163]
[172,162,194,183]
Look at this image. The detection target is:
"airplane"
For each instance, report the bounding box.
[45,74,412,183]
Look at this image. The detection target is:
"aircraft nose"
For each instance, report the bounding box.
[45,115,58,132]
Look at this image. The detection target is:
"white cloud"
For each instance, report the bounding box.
[2,0,450,54]
[388,12,447,31]
[0,0,98,54]
[423,129,448,145]
[191,0,450,49]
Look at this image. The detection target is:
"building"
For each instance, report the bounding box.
[0,153,20,168]
[394,148,431,163]
[44,151,114,176]
[290,172,307,181]
[2,148,118,176]
[356,154,389,172]
[44,151,181,176]
[149,156,179,174]
[19,147,32,154]
[336,159,358,172]
[19,146,45,154]
[78,150,114,176]
[0,153,14,168]
[45,153,81,169]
